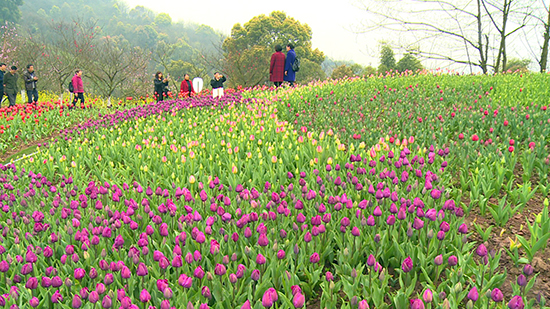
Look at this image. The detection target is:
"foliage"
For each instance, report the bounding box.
[13,0,224,94]
[396,53,423,72]
[379,44,396,72]
[0,0,23,24]
[221,11,325,87]
[505,58,530,73]
[331,64,355,79]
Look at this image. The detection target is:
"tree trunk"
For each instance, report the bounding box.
[477,0,488,74]
[540,8,550,72]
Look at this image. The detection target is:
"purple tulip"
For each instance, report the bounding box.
[256,254,266,265]
[179,274,193,288]
[293,292,305,308]
[241,300,252,309]
[410,299,425,309]
[412,217,424,230]
[51,290,63,303]
[74,268,86,280]
[251,269,260,281]
[194,266,205,279]
[523,264,533,276]
[467,287,478,302]
[309,252,320,264]
[136,263,148,276]
[402,256,413,273]
[508,295,524,309]
[491,288,504,302]
[476,244,488,257]
[214,264,226,276]
[89,291,99,303]
[29,297,39,308]
[326,271,334,281]
[423,289,433,303]
[140,289,151,303]
[517,274,527,287]
[0,260,10,272]
[201,286,211,299]
[102,295,112,308]
[261,288,278,308]
[448,255,458,266]
[358,300,370,309]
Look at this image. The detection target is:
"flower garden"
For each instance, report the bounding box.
[0,71,549,308]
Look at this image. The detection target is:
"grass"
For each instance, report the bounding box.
[1,144,39,164]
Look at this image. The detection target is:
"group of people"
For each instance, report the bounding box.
[151,43,297,102]
[1,44,298,108]
[153,72,227,102]
[270,43,297,87]
[0,63,40,108]
[0,63,85,109]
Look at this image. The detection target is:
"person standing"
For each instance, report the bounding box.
[270,45,285,88]
[23,64,39,104]
[71,69,85,109]
[0,63,6,107]
[154,71,169,102]
[179,74,195,97]
[284,43,297,87]
[3,66,19,107]
[210,72,226,98]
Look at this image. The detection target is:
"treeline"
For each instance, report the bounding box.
[0,0,445,99]
[2,0,224,101]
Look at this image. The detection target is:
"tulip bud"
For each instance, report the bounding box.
[350,296,358,306]
[517,274,527,287]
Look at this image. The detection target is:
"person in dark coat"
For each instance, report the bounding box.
[210,72,226,98]
[284,43,297,87]
[154,71,169,102]
[3,66,19,107]
[23,64,39,104]
[0,63,6,107]
[179,74,195,97]
[270,45,285,88]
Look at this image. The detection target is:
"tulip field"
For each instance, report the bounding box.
[0,72,549,309]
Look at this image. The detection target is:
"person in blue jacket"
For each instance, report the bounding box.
[284,43,297,87]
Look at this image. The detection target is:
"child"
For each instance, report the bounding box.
[210,72,226,98]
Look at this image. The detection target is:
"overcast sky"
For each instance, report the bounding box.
[122,0,548,72]
[122,0,379,66]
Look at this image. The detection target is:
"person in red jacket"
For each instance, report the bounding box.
[179,74,195,97]
[270,45,285,88]
[71,69,85,109]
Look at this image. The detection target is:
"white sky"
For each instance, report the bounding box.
[121,0,548,72]
[122,0,379,66]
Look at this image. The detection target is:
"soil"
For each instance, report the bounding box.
[462,162,550,302]
[0,132,60,163]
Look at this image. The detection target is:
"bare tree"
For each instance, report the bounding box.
[537,1,550,72]
[356,0,493,73]
[86,36,150,106]
[39,18,97,98]
[356,0,533,73]
[482,0,531,72]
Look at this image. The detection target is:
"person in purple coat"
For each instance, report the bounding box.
[284,43,297,87]
[270,45,285,88]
